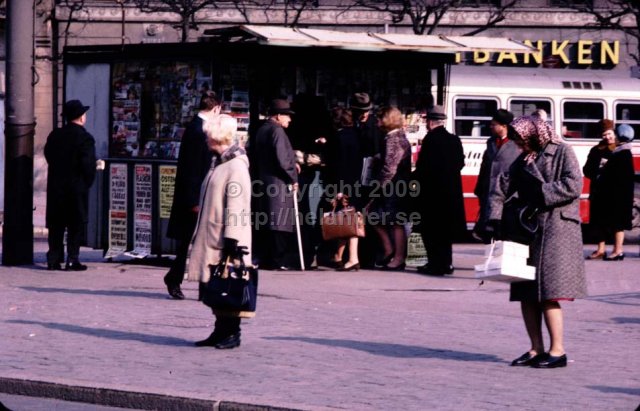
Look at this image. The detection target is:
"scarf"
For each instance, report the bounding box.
[511,116,561,164]
[211,143,246,169]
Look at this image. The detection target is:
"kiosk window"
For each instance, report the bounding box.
[509,99,553,125]
[615,102,640,140]
[454,98,498,138]
[561,100,604,139]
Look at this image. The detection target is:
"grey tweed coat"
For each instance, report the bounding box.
[488,141,587,301]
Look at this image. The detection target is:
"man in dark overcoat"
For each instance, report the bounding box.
[251,99,299,270]
[45,99,97,271]
[412,105,467,276]
[472,109,521,243]
[164,91,221,299]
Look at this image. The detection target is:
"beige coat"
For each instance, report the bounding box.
[186,154,252,283]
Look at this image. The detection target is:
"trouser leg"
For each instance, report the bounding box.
[66,221,83,263]
[165,237,190,286]
[47,223,65,265]
[214,316,241,337]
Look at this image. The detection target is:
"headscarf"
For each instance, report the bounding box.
[510,116,561,163]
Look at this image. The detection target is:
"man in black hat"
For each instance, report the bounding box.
[412,105,466,276]
[250,99,299,270]
[44,99,97,271]
[473,108,521,242]
[163,91,221,299]
[349,92,384,268]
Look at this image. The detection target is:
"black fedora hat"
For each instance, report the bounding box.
[426,105,447,120]
[492,109,514,126]
[268,99,295,116]
[349,92,373,111]
[63,99,90,121]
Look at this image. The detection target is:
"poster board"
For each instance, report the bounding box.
[105,163,128,258]
[158,165,176,220]
[124,164,153,258]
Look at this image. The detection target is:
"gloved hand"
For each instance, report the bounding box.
[222,238,239,257]
[484,219,502,240]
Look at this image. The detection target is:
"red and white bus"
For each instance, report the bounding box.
[437,65,640,227]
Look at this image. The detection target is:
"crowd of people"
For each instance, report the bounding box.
[45,93,635,357]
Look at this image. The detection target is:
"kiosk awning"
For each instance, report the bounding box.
[203,25,536,54]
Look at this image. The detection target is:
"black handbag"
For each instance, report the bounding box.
[202,247,258,312]
[500,197,540,245]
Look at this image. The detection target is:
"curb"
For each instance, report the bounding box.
[0,377,301,411]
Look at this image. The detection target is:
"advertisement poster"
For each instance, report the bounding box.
[125,164,153,258]
[105,163,128,258]
[158,165,176,219]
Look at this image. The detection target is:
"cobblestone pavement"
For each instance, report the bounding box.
[0,242,638,410]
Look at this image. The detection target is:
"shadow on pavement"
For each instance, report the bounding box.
[586,386,640,396]
[610,316,640,324]
[6,320,192,347]
[264,336,502,362]
[19,286,168,300]
[586,292,640,306]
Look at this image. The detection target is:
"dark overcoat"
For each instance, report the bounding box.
[252,119,298,233]
[167,115,213,240]
[474,138,521,227]
[412,125,467,241]
[488,142,587,301]
[583,143,634,233]
[44,123,96,228]
[324,126,362,199]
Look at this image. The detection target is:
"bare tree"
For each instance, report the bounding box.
[352,0,517,36]
[225,0,319,26]
[133,0,219,42]
[570,0,640,65]
[55,0,89,51]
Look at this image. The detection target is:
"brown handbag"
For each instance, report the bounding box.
[321,206,365,240]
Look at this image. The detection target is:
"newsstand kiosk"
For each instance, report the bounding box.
[62,25,532,259]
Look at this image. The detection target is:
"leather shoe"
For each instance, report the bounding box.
[47,262,63,271]
[532,353,567,368]
[510,351,546,366]
[65,261,88,271]
[167,284,185,300]
[195,331,222,347]
[214,333,241,349]
[337,262,360,272]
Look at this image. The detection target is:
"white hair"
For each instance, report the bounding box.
[204,114,238,146]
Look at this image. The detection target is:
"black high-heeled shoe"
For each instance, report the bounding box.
[337,262,360,272]
[381,262,406,271]
[375,254,393,268]
[603,253,624,261]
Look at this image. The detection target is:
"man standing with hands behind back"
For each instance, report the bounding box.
[164,91,221,299]
[45,99,97,271]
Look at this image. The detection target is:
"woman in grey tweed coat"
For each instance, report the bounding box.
[487,116,587,369]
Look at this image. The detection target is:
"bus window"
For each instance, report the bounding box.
[453,97,498,138]
[562,100,604,139]
[509,99,553,125]
[615,102,640,139]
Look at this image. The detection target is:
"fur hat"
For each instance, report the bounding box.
[349,92,373,111]
[63,99,90,121]
[599,119,614,133]
[426,105,447,120]
[616,124,635,143]
[268,99,295,116]
[492,109,514,126]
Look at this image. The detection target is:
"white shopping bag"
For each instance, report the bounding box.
[475,241,536,283]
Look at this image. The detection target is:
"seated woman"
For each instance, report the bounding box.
[186,114,254,349]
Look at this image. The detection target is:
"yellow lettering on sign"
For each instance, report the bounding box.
[497,51,518,64]
[601,40,619,65]
[474,50,490,64]
[577,40,593,64]
[523,40,543,64]
[455,52,462,64]
[551,40,570,64]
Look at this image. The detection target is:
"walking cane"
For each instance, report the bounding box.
[291,185,305,271]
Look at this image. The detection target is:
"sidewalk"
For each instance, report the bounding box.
[0,242,639,410]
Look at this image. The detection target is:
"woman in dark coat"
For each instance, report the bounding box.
[368,106,412,271]
[583,120,635,261]
[487,116,587,368]
[323,107,362,271]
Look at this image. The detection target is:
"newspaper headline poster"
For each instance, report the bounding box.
[405,231,428,267]
[105,163,128,259]
[125,164,153,258]
[158,165,177,219]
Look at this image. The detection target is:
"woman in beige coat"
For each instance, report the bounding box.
[186,114,253,349]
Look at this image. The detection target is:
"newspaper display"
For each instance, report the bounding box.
[125,164,153,258]
[105,163,128,259]
[158,165,176,219]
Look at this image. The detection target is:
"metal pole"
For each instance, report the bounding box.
[3,0,35,265]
